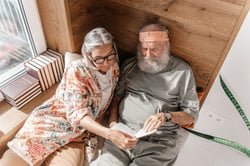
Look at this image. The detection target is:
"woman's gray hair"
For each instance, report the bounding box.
[81,27,114,55]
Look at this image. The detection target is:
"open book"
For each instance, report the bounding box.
[111,122,157,138]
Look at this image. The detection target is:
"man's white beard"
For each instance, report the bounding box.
[137,48,170,74]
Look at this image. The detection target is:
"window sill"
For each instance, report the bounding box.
[0,83,58,157]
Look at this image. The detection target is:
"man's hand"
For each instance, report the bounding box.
[143,113,166,132]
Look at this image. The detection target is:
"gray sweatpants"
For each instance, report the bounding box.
[91,135,178,166]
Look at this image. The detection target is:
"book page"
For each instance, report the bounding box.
[111,123,136,136]
[135,128,157,138]
[111,123,157,138]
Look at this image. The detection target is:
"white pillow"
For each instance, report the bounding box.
[64,51,82,70]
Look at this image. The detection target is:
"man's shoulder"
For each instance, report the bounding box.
[123,56,137,66]
[121,56,137,70]
[171,54,192,70]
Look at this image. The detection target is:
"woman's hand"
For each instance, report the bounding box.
[107,129,138,150]
[109,121,117,128]
[143,113,166,132]
[80,115,137,150]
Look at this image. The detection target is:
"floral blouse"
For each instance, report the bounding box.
[7,59,119,165]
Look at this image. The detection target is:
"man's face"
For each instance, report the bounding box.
[141,41,165,57]
[137,41,170,74]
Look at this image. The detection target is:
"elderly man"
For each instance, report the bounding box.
[93,24,199,166]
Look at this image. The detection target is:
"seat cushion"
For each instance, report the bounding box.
[64,51,82,70]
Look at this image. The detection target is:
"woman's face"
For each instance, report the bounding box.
[90,43,117,74]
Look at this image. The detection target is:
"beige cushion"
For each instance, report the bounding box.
[64,51,82,70]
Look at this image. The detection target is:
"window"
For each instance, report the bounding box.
[0,0,46,86]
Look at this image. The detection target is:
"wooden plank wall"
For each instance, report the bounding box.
[37,0,72,53]
[37,0,104,53]
[37,0,249,103]
[103,0,248,103]
[68,0,104,52]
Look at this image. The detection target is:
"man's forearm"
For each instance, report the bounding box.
[170,111,194,128]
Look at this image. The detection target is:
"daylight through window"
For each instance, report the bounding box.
[0,0,36,86]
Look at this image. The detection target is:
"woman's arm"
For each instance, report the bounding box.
[64,64,137,150]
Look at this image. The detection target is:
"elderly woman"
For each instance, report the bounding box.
[0,27,137,166]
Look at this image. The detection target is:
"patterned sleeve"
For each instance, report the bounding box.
[62,64,94,127]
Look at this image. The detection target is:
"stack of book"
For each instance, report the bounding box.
[24,49,64,92]
[0,73,42,109]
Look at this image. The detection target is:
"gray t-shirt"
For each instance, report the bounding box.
[115,55,199,135]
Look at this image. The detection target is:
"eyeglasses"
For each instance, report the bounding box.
[91,48,116,64]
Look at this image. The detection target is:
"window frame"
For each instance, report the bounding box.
[0,0,46,86]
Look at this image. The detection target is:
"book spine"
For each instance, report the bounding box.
[36,56,55,85]
[47,49,64,79]
[29,59,49,90]
[4,84,41,107]
[12,81,40,100]
[0,73,40,100]
[46,52,63,80]
[24,61,46,91]
[14,84,41,103]
[43,53,60,83]
[40,54,59,83]
[48,49,65,65]
[15,88,42,109]
[32,58,52,88]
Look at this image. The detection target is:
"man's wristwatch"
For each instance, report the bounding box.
[164,112,172,121]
